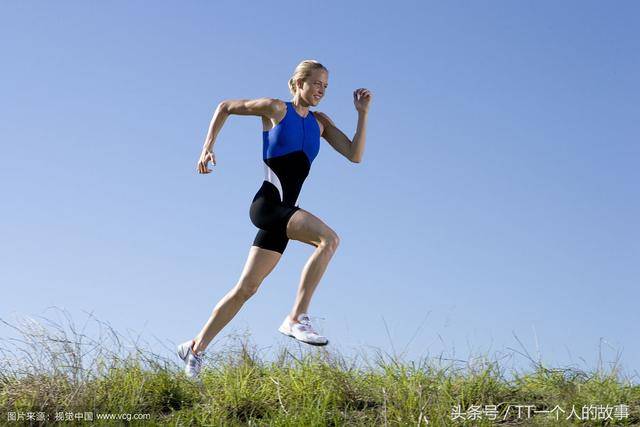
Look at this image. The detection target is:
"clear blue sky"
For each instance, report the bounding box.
[1,1,638,380]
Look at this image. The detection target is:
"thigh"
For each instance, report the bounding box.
[253,228,291,254]
[239,246,282,282]
[285,208,337,247]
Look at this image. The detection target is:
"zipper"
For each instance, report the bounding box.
[301,115,305,152]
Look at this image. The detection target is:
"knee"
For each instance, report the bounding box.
[235,276,261,300]
[320,230,340,254]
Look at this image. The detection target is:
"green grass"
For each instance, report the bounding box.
[1,308,638,426]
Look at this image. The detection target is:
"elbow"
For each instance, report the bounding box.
[217,100,230,114]
[349,142,362,163]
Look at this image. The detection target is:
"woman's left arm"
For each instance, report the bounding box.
[315,88,372,163]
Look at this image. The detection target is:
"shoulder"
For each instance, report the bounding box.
[313,111,335,127]
[252,98,286,116]
[256,99,287,128]
[267,98,287,121]
[251,98,287,122]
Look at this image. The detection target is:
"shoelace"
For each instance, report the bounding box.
[296,314,325,333]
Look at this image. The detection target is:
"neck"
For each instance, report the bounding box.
[292,94,310,111]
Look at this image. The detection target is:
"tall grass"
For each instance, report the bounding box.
[1,307,638,426]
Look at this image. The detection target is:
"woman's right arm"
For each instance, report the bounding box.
[198,98,284,174]
[203,98,284,151]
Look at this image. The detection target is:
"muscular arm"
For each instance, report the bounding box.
[315,110,368,163]
[202,98,284,152]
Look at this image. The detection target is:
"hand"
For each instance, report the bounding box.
[197,148,216,174]
[353,88,373,113]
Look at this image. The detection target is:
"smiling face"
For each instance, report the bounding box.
[297,68,328,107]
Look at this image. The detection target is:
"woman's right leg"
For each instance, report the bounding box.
[192,245,282,353]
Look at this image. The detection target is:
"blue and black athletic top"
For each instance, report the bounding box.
[261,101,321,206]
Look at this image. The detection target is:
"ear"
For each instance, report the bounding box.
[296,78,305,91]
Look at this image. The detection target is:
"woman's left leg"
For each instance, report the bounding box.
[284,208,340,322]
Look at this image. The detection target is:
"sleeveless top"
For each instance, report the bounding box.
[261,101,321,206]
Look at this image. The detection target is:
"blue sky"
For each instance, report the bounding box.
[1,1,638,380]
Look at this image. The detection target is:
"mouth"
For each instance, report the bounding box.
[313,95,322,101]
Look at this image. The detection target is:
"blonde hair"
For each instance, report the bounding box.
[288,60,328,96]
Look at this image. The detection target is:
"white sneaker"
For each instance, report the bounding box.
[278,313,329,346]
[177,339,205,378]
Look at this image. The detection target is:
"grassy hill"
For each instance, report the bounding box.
[1,309,638,426]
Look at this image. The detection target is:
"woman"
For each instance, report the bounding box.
[177,60,372,378]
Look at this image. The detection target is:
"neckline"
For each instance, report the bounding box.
[288,101,310,119]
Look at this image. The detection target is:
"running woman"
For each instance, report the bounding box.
[177,60,372,378]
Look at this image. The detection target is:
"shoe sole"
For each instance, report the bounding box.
[278,328,329,346]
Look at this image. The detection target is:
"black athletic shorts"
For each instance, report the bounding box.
[249,181,301,254]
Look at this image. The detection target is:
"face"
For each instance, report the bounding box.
[298,69,328,106]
